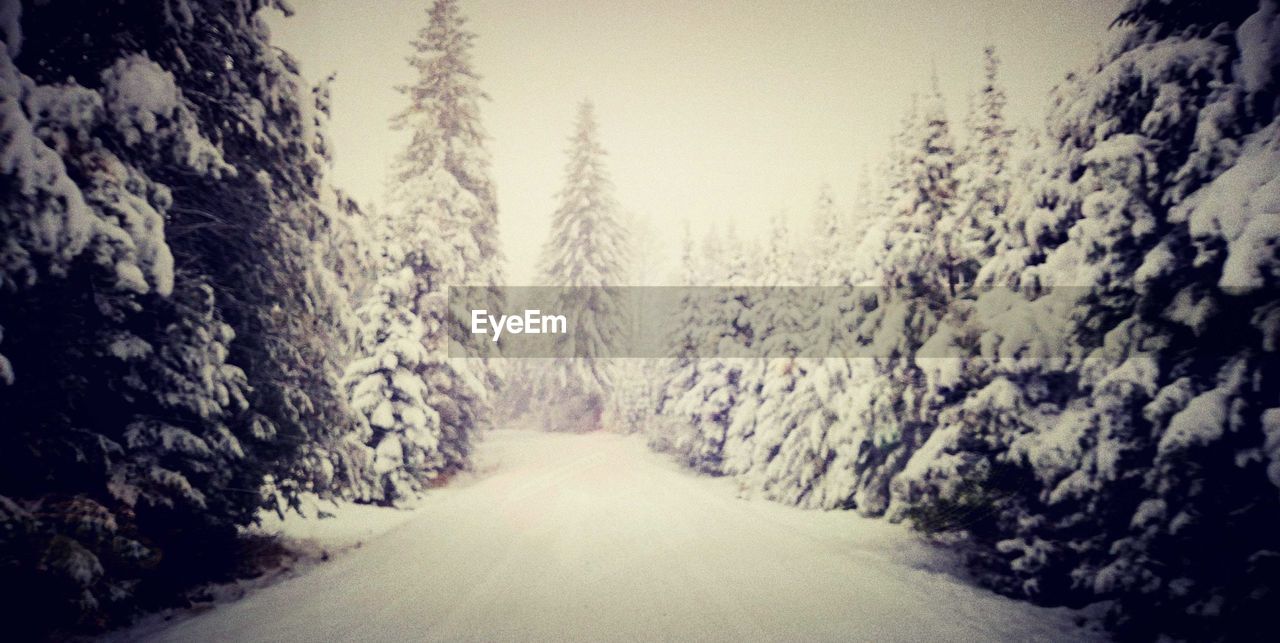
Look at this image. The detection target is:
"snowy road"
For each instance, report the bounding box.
[143,430,1095,642]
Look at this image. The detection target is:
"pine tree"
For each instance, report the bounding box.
[321,187,379,311]
[344,268,444,503]
[684,225,759,473]
[888,46,1023,526]
[0,28,237,633]
[382,0,504,468]
[882,77,964,301]
[390,0,503,294]
[851,85,964,516]
[1006,1,1279,636]
[735,215,806,482]
[891,3,1280,638]
[952,46,1015,295]
[653,225,707,455]
[607,210,659,434]
[536,100,630,432]
[808,184,845,285]
[800,168,895,510]
[756,358,850,507]
[124,0,366,511]
[0,0,365,631]
[753,193,860,506]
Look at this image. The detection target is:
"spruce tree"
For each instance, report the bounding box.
[536,100,630,431]
[892,4,1280,638]
[889,46,1023,526]
[0,0,365,631]
[853,85,963,515]
[1004,1,1279,635]
[755,193,859,506]
[390,0,503,293]
[344,267,443,503]
[381,0,504,468]
[952,46,1015,295]
[683,225,757,472]
[653,225,708,455]
[736,215,804,481]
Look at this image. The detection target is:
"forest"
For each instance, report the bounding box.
[1,0,1278,640]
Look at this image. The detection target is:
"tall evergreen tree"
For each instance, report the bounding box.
[888,45,1022,527]
[896,3,1280,639]
[536,100,630,431]
[882,76,964,301]
[1003,1,1279,636]
[852,84,964,515]
[754,193,861,507]
[808,183,844,285]
[377,0,503,470]
[952,46,1015,294]
[390,0,503,293]
[607,209,660,434]
[0,0,366,632]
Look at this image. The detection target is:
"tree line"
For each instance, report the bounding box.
[645,2,1280,639]
[0,0,500,636]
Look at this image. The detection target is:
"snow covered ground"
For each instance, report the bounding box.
[131,430,1100,642]
[248,494,426,549]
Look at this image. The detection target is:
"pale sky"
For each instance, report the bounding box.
[266,0,1123,284]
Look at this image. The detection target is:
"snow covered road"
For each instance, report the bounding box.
[143,430,1095,642]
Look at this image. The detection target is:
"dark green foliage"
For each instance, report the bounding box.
[0,0,368,634]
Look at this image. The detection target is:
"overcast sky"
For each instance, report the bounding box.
[266,0,1124,284]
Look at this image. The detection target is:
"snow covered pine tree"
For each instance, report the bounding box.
[344,265,444,503]
[1,0,367,635]
[350,0,506,491]
[855,80,965,516]
[533,100,630,432]
[893,1,1280,638]
[1000,1,1280,636]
